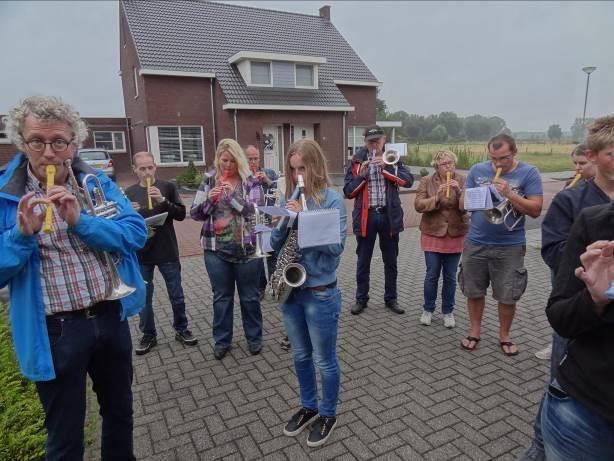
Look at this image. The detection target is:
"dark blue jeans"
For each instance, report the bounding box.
[355,211,399,303]
[139,261,188,337]
[423,251,461,314]
[204,251,263,349]
[282,287,342,417]
[35,302,135,461]
[541,380,614,460]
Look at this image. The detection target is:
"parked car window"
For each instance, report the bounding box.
[79,150,109,161]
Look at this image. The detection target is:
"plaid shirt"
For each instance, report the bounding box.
[190,171,264,262]
[367,163,386,208]
[26,168,111,315]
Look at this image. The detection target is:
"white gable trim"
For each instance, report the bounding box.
[222,103,354,112]
[228,51,326,65]
[139,69,215,78]
[334,80,381,87]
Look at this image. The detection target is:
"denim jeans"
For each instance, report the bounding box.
[423,251,461,314]
[35,301,135,461]
[139,261,188,337]
[541,380,614,460]
[282,287,342,417]
[355,211,399,303]
[204,251,263,349]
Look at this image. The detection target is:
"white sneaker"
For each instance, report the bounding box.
[535,343,552,360]
[420,311,432,326]
[443,313,456,328]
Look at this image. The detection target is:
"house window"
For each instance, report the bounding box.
[347,126,367,157]
[0,116,8,144]
[133,67,139,98]
[295,64,314,87]
[157,126,204,164]
[94,131,126,152]
[251,61,271,85]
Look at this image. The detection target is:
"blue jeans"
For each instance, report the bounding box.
[35,301,135,461]
[204,251,263,349]
[355,211,399,303]
[541,380,614,460]
[139,261,188,337]
[282,287,342,417]
[423,251,461,314]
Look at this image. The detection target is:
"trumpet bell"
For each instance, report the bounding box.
[106,280,137,300]
[383,149,400,165]
[484,200,508,225]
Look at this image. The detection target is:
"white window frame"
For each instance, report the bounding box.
[147,125,206,167]
[294,63,317,89]
[249,60,272,87]
[0,116,9,144]
[347,125,367,158]
[93,131,126,152]
[133,67,139,99]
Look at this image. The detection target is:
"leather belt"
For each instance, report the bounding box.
[368,206,387,213]
[46,300,121,321]
[306,280,337,292]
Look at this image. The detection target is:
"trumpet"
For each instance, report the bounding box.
[65,158,136,300]
[43,165,56,233]
[383,149,400,166]
[485,197,524,231]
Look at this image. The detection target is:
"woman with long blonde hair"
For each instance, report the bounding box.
[271,139,347,447]
[191,139,264,360]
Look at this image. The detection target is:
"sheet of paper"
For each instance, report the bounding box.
[258,206,297,219]
[463,187,491,211]
[144,212,168,227]
[298,209,341,249]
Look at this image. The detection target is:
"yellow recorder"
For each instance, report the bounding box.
[43,165,56,233]
[567,173,582,189]
[445,171,451,198]
[146,177,153,210]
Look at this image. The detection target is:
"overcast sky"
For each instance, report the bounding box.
[1,1,612,132]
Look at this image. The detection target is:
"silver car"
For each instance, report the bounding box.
[77,149,115,180]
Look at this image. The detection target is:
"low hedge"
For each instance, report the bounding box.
[0,304,46,461]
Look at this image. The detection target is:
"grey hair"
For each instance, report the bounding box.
[5,95,89,149]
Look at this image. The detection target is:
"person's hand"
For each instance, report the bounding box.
[448,179,461,191]
[286,199,302,213]
[131,201,141,211]
[493,178,511,198]
[47,185,81,226]
[208,185,226,201]
[149,186,164,203]
[359,161,369,178]
[371,156,385,168]
[16,192,48,236]
[270,216,281,226]
[574,240,614,310]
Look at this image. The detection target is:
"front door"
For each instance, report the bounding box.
[290,124,314,144]
[262,125,283,172]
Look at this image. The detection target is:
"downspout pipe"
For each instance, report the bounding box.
[210,79,217,147]
[233,109,238,140]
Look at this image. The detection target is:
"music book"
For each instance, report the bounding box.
[297,209,341,249]
[144,212,168,227]
[463,186,503,211]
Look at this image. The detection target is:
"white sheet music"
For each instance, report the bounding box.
[259,206,297,219]
[463,186,493,211]
[298,209,341,249]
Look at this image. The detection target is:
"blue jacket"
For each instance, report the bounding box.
[0,153,147,381]
[270,188,347,288]
[541,179,610,273]
[343,147,413,237]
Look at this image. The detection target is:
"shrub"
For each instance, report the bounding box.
[175,161,203,189]
[0,304,46,461]
[419,168,429,177]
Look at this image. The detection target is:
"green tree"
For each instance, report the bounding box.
[437,112,462,138]
[570,117,594,142]
[547,124,563,142]
[376,97,388,121]
[429,124,448,143]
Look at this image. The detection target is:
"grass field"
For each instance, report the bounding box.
[406,143,577,172]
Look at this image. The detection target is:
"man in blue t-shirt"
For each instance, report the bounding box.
[459,134,543,356]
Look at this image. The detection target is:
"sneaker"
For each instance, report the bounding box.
[306,415,337,448]
[135,334,157,355]
[420,311,432,326]
[283,408,319,437]
[213,346,230,360]
[385,300,405,314]
[535,343,552,360]
[248,343,262,355]
[351,301,367,315]
[175,330,198,346]
[443,313,456,329]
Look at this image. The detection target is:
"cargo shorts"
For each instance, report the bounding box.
[458,240,528,304]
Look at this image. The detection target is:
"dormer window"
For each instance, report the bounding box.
[229,51,324,90]
[250,61,272,86]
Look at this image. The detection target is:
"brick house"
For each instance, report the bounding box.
[120,0,380,179]
[0,115,131,173]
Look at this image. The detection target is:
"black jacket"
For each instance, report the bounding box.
[546,202,614,424]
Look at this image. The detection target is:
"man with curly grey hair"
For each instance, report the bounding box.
[0,95,147,460]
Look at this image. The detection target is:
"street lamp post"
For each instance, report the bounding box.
[582,66,597,126]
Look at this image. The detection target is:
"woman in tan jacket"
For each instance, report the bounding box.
[414,150,469,328]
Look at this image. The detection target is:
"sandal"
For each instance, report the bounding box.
[500,341,519,356]
[461,336,480,351]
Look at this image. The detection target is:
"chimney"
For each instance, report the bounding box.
[319,5,330,21]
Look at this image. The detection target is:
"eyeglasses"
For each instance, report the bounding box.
[438,160,454,167]
[25,138,73,153]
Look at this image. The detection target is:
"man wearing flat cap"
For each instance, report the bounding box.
[343,125,413,315]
